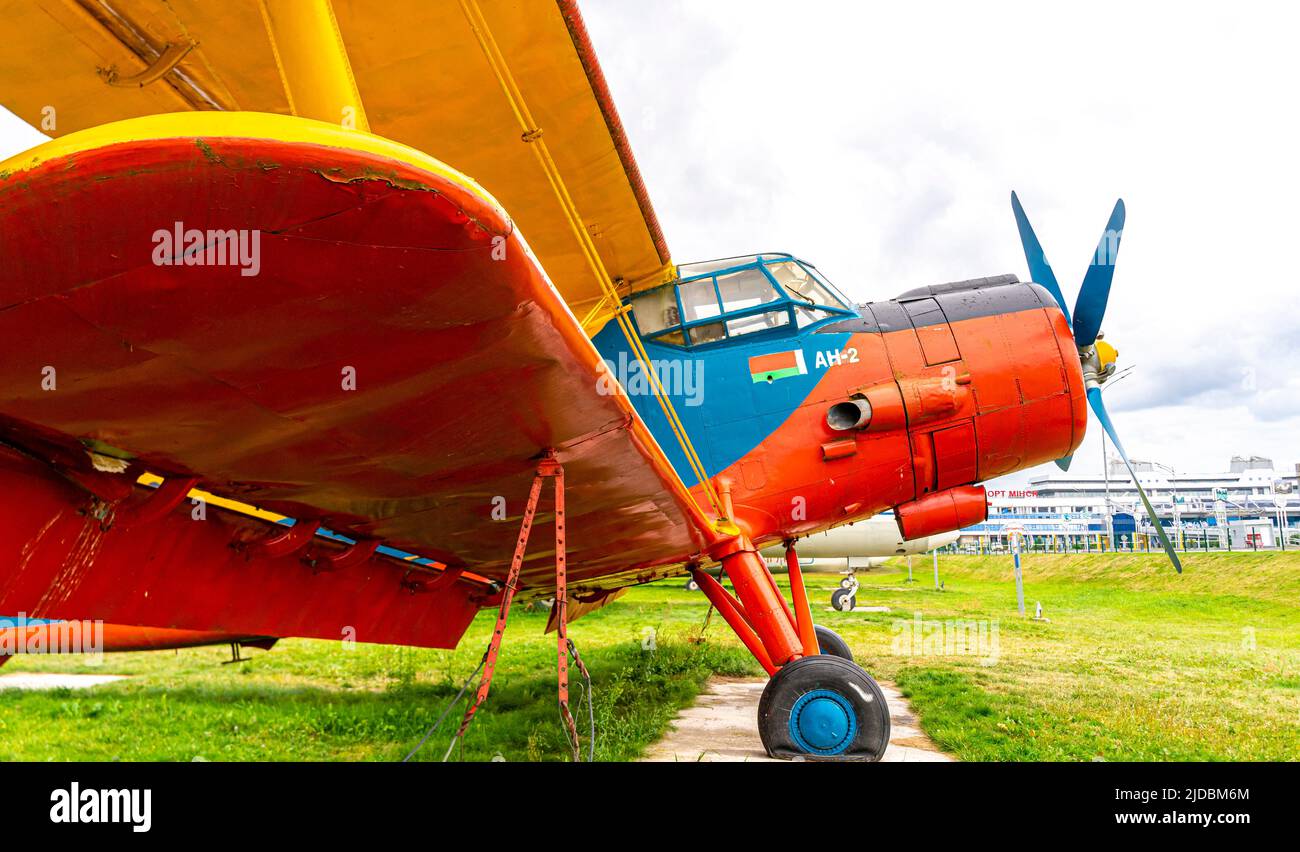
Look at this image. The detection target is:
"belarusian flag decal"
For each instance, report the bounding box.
[749,349,808,384]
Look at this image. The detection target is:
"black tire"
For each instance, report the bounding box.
[814,625,854,662]
[839,577,855,589]
[758,656,890,761]
[830,588,856,612]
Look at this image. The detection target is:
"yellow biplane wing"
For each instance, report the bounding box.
[0,0,673,325]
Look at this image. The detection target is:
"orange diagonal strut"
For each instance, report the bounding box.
[452,466,546,740]
[453,454,574,756]
[785,542,820,657]
[547,459,583,760]
[690,567,777,676]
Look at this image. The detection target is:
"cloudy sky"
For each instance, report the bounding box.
[579,0,1300,483]
[1,0,1296,486]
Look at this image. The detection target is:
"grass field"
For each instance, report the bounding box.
[1,551,1296,761]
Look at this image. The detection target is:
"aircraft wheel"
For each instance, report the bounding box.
[831,588,856,612]
[814,625,854,662]
[758,656,889,761]
[684,578,700,592]
[839,577,855,589]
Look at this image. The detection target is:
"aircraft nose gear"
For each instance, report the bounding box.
[831,574,859,611]
[758,656,890,760]
[693,540,889,760]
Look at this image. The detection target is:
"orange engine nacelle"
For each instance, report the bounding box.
[718,277,1085,546]
[893,485,988,540]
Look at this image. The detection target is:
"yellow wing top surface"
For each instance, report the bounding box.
[0,0,673,324]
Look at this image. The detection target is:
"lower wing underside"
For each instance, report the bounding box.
[0,113,709,648]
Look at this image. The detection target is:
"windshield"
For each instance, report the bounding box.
[766,261,845,309]
[803,263,854,308]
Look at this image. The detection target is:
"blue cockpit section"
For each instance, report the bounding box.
[592,253,859,481]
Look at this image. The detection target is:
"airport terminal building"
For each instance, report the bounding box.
[959,456,1298,552]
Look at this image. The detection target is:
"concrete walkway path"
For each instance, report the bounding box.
[641,676,954,762]
[0,672,126,690]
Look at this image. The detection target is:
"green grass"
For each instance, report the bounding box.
[0,600,756,762]
[2,551,1297,761]
[822,552,1300,761]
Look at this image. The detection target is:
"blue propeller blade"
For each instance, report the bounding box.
[1087,387,1182,573]
[1011,191,1072,326]
[1072,199,1126,347]
[1055,454,1074,472]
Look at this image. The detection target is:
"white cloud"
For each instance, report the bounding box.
[582,0,1300,479]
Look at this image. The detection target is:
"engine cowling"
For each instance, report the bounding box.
[893,485,987,540]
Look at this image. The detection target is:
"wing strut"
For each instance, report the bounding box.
[258,0,370,131]
[439,452,592,760]
[448,463,546,748]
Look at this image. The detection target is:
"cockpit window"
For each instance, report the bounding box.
[627,253,854,349]
[675,276,727,344]
[629,285,679,335]
[688,322,727,345]
[728,309,791,337]
[794,305,836,328]
[676,254,784,279]
[767,261,843,309]
[679,277,722,323]
[803,263,854,308]
[717,267,780,312]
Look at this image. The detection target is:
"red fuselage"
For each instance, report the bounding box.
[740,278,1086,544]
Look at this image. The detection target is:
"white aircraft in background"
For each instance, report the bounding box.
[686,515,960,611]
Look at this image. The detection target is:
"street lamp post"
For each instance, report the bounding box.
[1101,430,1113,551]
[1149,460,1183,553]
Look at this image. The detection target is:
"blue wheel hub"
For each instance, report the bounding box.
[788,688,857,755]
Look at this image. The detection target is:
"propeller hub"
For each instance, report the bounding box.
[1095,338,1119,371]
[1079,336,1120,391]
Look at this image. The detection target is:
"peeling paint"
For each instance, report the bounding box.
[33,512,108,615]
[194,138,222,165]
[4,512,64,598]
[308,166,506,238]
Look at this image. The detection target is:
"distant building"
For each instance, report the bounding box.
[958,456,1297,552]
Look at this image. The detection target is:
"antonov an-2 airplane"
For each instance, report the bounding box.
[0,0,1178,760]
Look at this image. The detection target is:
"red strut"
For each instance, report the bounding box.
[452,468,546,739]
[785,542,820,657]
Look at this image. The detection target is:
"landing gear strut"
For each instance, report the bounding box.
[831,572,859,611]
[690,539,889,761]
